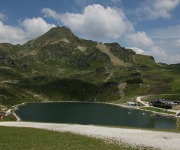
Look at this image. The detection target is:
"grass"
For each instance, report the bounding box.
[3,115,17,121]
[141,107,176,115]
[0,28,180,107]
[0,126,138,150]
[171,78,180,92]
[142,94,180,102]
[133,54,159,69]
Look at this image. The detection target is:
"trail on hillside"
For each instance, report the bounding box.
[104,72,113,82]
[118,82,126,98]
[96,43,124,66]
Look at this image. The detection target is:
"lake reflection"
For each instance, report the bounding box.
[15,102,177,129]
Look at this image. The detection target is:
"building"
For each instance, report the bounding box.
[150,99,180,109]
[127,102,137,106]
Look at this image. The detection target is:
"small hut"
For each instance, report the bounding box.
[127,102,137,106]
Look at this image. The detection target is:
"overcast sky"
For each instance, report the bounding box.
[0,0,179,64]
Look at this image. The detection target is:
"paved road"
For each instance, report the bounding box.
[0,122,180,150]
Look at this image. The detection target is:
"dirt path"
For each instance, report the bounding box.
[104,72,113,82]
[136,96,149,106]
[0,122,180,150]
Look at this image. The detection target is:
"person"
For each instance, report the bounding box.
[0,115,3,121]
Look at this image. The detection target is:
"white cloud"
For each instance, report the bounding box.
[21,17,56,39]
[148,25,180,63]
[42,8,61,21]
[151,46,167,57]
[169,54,180,63]
[150,25,180,39]
[126,47,145,54]
[125,32,154,47]
[125,30,180,63]
[0,21,25,44]
[127,46,168,62]
[0,17,55,44]
[149,37,180,63]
[0,12,7,21]
[136,0,179,20]
[42,4,134,41]
[125,31,168,61]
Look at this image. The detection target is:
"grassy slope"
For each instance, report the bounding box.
[142,94,180,102]
[141,107,176,115]
[0,28,180,106]
[131,54,180,95]
[0,126,137,150]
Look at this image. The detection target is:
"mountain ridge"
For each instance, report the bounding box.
[0,26,179,106]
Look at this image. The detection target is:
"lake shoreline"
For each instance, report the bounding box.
[13,101,177,130]
[12,100,178,118]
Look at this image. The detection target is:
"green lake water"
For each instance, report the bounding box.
[15,102,177,129]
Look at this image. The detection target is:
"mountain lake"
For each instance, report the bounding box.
[15,102,177,129]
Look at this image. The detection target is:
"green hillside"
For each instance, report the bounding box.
[0,26,179,106]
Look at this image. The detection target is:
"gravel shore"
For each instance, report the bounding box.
[1,122,180,150]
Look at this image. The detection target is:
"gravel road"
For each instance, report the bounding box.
[0,122,180,150]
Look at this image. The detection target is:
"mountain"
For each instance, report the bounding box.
[0,26,179,106]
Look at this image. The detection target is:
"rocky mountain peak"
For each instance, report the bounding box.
[25,26,80,46]
[43,26,76,40]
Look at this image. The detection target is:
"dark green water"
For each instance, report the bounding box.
[15,102,177,129]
